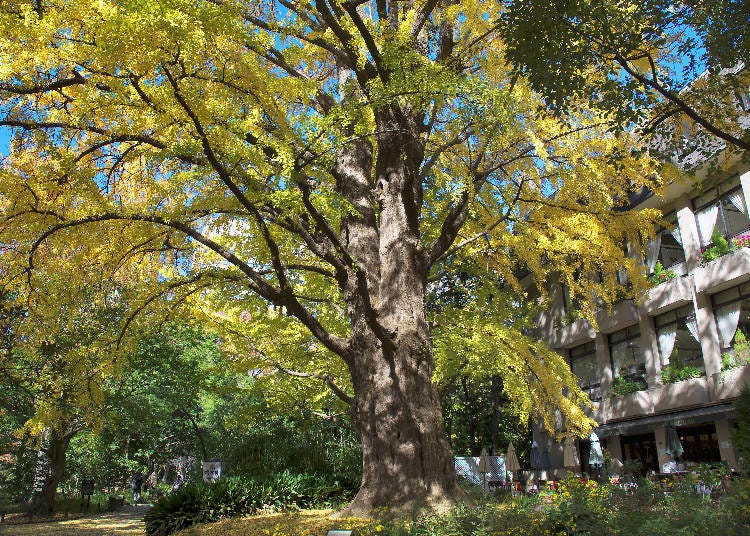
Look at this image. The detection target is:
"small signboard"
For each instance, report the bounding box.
[202,461,222,482]
[80,479,95,496]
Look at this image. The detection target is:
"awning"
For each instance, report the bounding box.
[595,404,737,437]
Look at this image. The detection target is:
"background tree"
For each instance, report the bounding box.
[0,0,669,512]
[96,325,223,483]
[0,279,127,513]
[500,0,750,164]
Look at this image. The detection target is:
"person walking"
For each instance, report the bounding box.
[130,472,144,504]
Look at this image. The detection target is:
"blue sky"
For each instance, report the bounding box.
[0,126,10,157]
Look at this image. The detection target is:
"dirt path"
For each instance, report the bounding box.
[0,504,150,536]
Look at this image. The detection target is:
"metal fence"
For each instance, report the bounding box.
[454,456,506,486]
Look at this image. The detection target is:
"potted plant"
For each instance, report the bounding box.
[701,230,734,264]
[647,261,678,285]
[660,350,702,383]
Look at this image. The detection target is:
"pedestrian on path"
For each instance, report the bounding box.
[130,472,144,504]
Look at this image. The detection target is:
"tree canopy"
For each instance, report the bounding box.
[0,0,684,512]
[500,0,750,162]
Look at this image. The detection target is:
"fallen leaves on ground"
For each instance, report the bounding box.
[0,506,149,536]
[176,509,373,536]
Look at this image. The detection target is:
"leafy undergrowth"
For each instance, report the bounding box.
[174,476,750,536]
[144,473,358,536]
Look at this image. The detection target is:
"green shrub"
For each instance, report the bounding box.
[611,376,643,396]
[144,472,357,536]
[722,331,750,371]
[660,363,702,384]
[347,475,750,535]
[701,230,734,264]
[647,261,677,285]
[733,385,750,473]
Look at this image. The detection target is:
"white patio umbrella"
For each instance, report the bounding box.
[530,440,541,468]
[506,443,521,494]
[530,440,542,488]
[563,437,581,471]
[506,443,522,473]
[665,426,684,459]
[478,448,490,494]
[589,432,604,478]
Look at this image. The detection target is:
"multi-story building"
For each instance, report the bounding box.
[529,153,750,476]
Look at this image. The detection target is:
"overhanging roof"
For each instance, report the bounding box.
[596,403,737,437]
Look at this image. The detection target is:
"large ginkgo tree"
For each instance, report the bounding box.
[0,0,672,512]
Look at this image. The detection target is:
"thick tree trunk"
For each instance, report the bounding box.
[335,108,456,514]
[346,330,455,514]
[31,429,69,514]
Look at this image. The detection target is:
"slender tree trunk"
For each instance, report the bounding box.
[461,378,480,455]
[490,376,503,455]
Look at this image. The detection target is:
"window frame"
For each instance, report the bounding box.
[692,179,749,245]
[655,211,686,273]
[711,282,750,351]
[653,304,704,371]
[609,326,647,386]
[568,341,601,401]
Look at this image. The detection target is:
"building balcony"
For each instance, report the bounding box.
[600,389,653,422]
[652,376,711,412]
[711,364,750,401]
[643,275,694,315]
[693,247,750,294]
[550,317,596,349]
[595,299,639,333]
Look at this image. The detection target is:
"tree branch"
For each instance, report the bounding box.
[23,212,351,358]
[0,71,85,95]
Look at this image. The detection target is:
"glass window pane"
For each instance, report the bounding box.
[673,327,704,371]
[659,232,685,268]
[721,196,749,237]
[712,287,741,308]
[654,310,676,328]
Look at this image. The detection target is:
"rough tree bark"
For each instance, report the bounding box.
[31,428,73,514]
[332,106,456,513]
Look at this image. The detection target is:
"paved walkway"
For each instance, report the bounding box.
[0,504,150,536]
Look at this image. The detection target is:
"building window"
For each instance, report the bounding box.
[609,326,647,388]
[645,212,686,276]
[653,304,704,373]
[711,281,750,354]
[693,180,749,247]
[677,424,721,464]
[569,341,601,401]
[620,433,658,474]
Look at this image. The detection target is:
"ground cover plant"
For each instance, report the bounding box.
[144,472,358,536]
[173,476,750,536]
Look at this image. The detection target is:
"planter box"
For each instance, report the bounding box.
[711,364,750,401]
[603,389,653,421]
[653,376,710,412]
[644,275,694,315]
[595,300,639,333]
[554,317,596,349]
[693,248,750,294]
